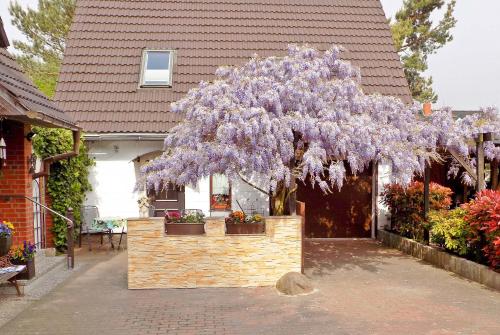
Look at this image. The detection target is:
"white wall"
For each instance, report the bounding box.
[185,177,211,216]
[185,175,270,218]
[85,140,163,218]
[377,162,392,230]
[230,176,269,216]
[86,140,270,220]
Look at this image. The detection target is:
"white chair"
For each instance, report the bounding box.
[79,205,107,251]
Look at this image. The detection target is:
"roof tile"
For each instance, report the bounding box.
[55,0,411,133]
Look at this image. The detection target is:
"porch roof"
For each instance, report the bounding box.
[0,18,78,130]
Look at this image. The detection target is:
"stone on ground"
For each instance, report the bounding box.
[276,272,314,296]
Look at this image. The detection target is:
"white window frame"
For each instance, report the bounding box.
[139,49,174,88]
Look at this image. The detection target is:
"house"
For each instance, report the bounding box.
[0,17,78,248]
[55,0,411,237]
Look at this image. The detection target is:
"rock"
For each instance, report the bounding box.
[276,272,314,296]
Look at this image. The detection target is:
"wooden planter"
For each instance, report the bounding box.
[165,223,205,235]
[226,223,265,235]
[0,236,12,256]
[12,258,36,280]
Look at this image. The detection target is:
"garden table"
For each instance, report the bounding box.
[92,217,127,250]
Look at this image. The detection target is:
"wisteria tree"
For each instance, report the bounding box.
[141,45,499,215]
[430,106,500,187]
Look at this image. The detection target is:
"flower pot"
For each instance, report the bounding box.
[0,236,12,256]
[165,223,205,235]
[11,258,36,280]
[226,223,265,235]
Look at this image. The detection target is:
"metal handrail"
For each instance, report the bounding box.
[0,194,75,269]
[0,194,73,226]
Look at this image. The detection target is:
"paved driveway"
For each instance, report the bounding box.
[1,240,499,335]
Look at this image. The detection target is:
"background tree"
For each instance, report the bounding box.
[9,0,92,249]
[389,0,457,103]
[9,0,75,97]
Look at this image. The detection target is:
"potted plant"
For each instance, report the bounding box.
[10,241,37,280]
[165,209,205,235]
[225,211,265,235]
[0,220,14,256]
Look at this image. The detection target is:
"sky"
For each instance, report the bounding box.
[1,0,499,110]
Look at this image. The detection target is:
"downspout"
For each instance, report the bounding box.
[32,130,81,179]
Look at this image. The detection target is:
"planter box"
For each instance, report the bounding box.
[0,236,12,256]
[226,223,265,235]
[11,258,36,280]
[165,223,205,235]
[378,229,500,291]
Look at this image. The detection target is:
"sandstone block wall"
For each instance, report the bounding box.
[128,216,302,289]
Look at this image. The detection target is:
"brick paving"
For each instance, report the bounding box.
[1,239,499,335]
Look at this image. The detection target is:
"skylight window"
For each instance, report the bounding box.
[140,50,173,87]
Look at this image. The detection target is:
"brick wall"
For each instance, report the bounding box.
[128,216,302,289]
[0,120,34,246]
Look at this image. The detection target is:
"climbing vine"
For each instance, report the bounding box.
[32,127,94,250]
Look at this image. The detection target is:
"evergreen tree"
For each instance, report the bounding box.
[9,0,75,97]
[390,0,457,103]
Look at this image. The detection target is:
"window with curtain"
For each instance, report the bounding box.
[210,174,231,210]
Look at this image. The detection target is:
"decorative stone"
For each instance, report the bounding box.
[276,272,314,296]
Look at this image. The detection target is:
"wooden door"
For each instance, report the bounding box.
[148,183,185,217]
[297,165,372,238]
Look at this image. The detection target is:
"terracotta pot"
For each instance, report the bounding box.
[165,223,205,235]
[226,223,265,235]
[0,236,12,256]
[12,258,36,280]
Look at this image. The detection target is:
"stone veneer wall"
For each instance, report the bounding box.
[128,216,302,289]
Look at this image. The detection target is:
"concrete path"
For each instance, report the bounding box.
[1,240,499,335]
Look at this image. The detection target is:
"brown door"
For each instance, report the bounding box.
[297,165,372,238]
[148,183,185,217]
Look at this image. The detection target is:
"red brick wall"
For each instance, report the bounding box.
[0,120,34,246]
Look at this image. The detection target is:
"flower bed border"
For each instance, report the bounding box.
[377,230,500,291]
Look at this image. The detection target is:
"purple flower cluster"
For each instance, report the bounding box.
[0,221,12,237]
[11,240,37,262]
[140,44,500,193]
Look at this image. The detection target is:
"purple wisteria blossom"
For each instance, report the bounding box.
[141,45,499,198]
[430,106,500,184]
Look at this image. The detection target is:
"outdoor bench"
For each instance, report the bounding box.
[0,265,26,296]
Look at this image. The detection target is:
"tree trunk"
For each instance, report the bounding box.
[270,181,298,216]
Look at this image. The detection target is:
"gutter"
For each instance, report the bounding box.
[33,130,81,179]
[84,133,166,141]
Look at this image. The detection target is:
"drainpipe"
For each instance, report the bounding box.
[32,130,81,179]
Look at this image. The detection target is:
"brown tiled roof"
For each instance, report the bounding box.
[0,47,77,129]
[55,0,412,133]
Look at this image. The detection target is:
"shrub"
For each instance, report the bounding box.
[381,181,452,241]
[463,190,500,269]
[429,208,471,255]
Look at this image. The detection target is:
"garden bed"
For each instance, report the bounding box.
[377,229,500,291]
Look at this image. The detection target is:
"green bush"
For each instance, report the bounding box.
[32,127,94,250]
[429,208,470,255]
[381,181,452,241]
